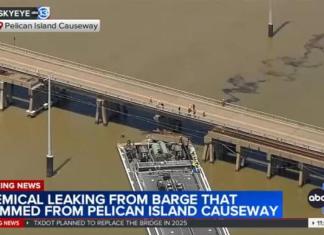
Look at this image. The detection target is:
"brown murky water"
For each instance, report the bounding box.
[1,0,324,234]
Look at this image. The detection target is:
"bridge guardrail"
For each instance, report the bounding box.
[1,43,324,154]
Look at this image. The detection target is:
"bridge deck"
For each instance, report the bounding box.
[1,42,324,157]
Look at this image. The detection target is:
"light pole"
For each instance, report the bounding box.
[268,0,274,37]
[46,75,54,177]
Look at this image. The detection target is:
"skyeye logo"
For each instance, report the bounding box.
[37,6,50,20]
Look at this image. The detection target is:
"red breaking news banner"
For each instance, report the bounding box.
[0,219,25,228]
[0,180,44,191]
[0,180,42,228]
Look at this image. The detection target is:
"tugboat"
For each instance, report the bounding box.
[117,133,230,235]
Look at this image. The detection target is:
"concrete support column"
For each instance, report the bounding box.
[95,98,101,124]
[298,163,308,187]
[26,84,46,117]
[95,98,108,126]
[101,100,108,126]
[209,143,214,163]
[235,145,241,171]
[266,153,273,179]
[202,144,209,161]
[27,88,35,117]
[203,136,212,162]
[0,81,7,110]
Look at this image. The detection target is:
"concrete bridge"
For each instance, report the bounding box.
[1,42,324,186]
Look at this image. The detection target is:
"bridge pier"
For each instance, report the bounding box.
[26,85,45,117]
[202,143,209,161]
[202,136,212,162]
[209,142,214,163]
[95,98,101,124]
[0,81,8,110]
[95,98,108,126]
[101,100,108,126]
[0,81,13,111]
[235,145,241,171]
[266,154,274,179]
[298,163,308,187]
[27,88,34,116]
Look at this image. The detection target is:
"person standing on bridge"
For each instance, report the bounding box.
[192,104,196,116]
[157,101,162,108]
[221,99,226,107]
[188,105,192,115]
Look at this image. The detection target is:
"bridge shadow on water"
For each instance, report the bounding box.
[9,85,211,144]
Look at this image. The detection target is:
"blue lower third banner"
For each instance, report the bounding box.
[0,191,283,219]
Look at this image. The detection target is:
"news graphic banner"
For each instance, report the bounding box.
[0,6,100,32]
[0,192,282,219]
[0,180,285,228]
[1,180,324,228]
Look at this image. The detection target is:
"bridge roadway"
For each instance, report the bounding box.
[1,42,324,161]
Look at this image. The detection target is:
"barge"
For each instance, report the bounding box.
[117,133,230,235]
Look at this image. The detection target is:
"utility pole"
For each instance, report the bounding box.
[46,75,54,177]
[268,0,274,37]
